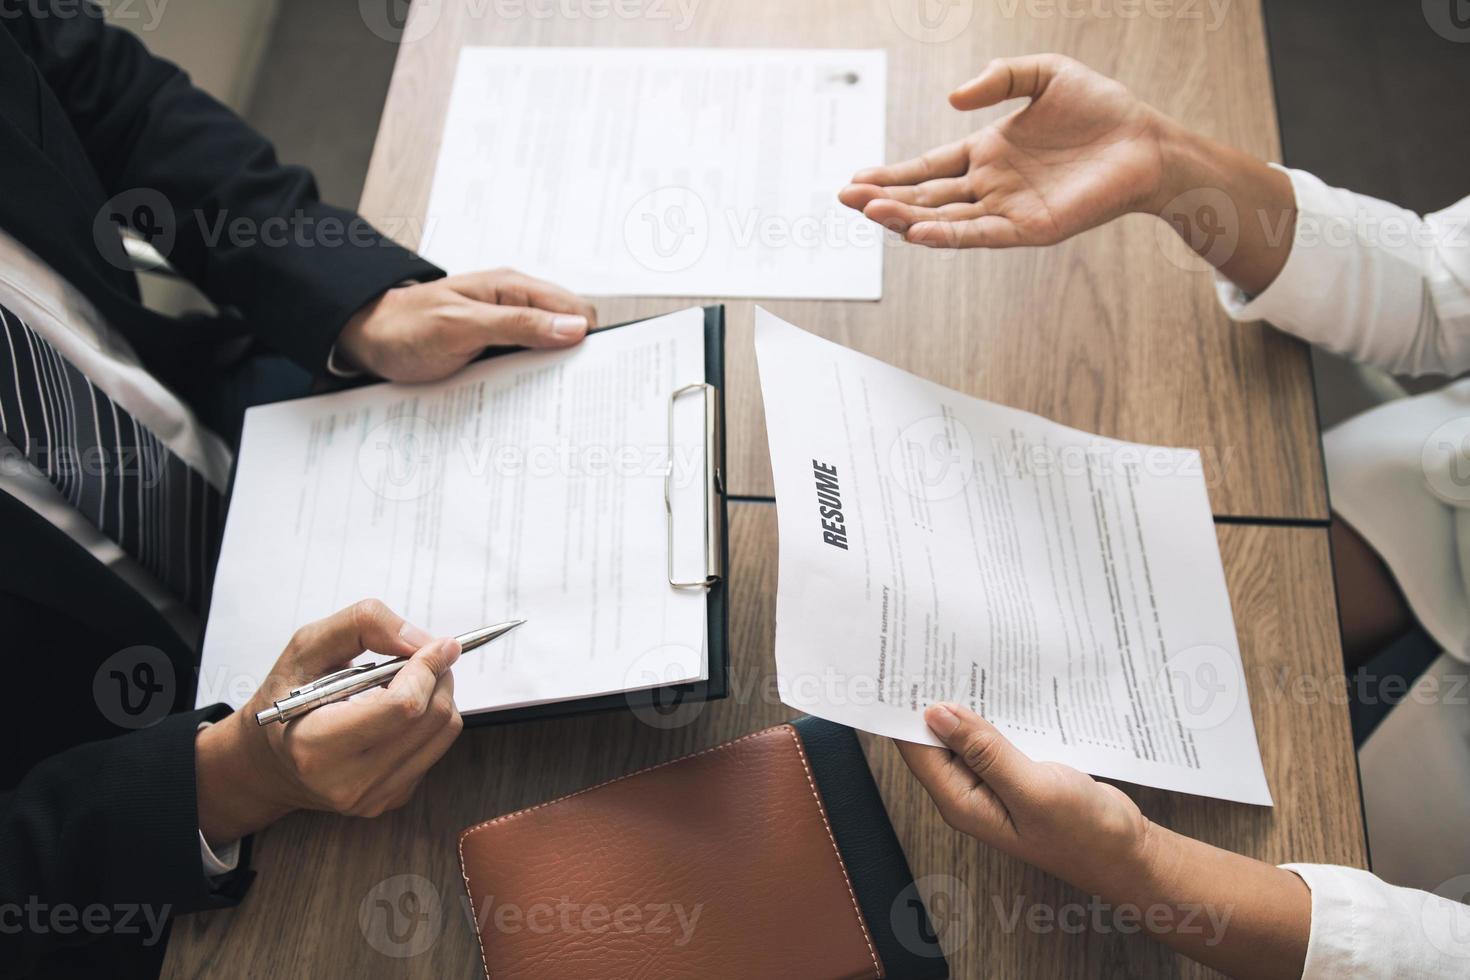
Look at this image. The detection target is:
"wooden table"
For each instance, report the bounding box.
[164,506,1364,978]
[165,1,1365,976]
[356,0,1326,521]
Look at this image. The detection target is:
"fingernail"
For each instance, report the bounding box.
[551,315,587,340]
[927,703,961,737]
[398,621,432,646]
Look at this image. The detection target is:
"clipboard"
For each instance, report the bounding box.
[198,305,732,728]
[465,304,729,727]
[192,307,732,728]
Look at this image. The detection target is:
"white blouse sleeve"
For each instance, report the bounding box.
[1215,167,1470,377]
[1282,863,1470,977]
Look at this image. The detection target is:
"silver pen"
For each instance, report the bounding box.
[254,620,525,726]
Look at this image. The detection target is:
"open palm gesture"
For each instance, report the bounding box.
[840,55,1168,248]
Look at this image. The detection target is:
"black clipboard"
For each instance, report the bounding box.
[202,305,730,728]
[464,304,730,727]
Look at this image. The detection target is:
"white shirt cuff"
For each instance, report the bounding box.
[1212,165,1465,376]
[325,343,364,379]
[196,721,242,877]
[199,830,241,877]
[1205,164,1411,323]
[1282,862,1470,977]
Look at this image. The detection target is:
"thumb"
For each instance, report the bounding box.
[371,635,462,720]
[465,303,589,350]
[949,54,1067,111]
[925,702,1034,803]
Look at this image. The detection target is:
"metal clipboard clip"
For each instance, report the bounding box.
[664,382,723,590]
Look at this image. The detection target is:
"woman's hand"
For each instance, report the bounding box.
[334,268,599,382]
[840,54,1297,293]
[900,703,1313,979]
[898,702,1151,891]
[839,55,1168,250]
[195,599,465,845]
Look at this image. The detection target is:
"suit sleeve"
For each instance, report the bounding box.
[0,705,253,976]
[3,0,443,373]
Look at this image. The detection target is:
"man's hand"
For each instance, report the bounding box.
[195,599,465,846]
[334,268,599,383]
[898,702,1150,891]
[839,54,1167,249]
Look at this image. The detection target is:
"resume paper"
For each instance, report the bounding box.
[755,309,1271,805]
[198,309,711,716]
[420,47,887,300]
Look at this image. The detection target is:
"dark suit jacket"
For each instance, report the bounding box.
[0,2,442,974]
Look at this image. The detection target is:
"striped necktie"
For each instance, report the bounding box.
[0,303,223,611]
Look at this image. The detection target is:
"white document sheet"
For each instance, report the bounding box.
[197,308,710,716]
[754,309,1271,805]
[419,47,886,300]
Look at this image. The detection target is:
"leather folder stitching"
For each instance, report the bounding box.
[456,724,883,979]
[784,726,884,978]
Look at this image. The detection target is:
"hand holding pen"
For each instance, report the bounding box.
[194,600,518,848]
[256,620,523,725]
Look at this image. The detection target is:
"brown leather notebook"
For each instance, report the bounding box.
[458,720,948,979]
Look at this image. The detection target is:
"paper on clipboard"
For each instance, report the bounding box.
[198,308,712,716]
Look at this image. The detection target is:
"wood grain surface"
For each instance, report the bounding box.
[162,504,1364,979]
[356,0,1327,520]
[162,4,1352,975]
